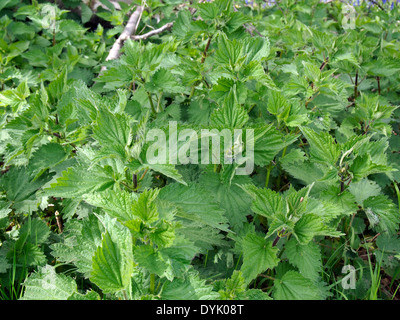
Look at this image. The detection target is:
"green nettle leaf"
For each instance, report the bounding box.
[214,34,242,67]
[242,184,284,220]
[240,232,279,284]
[68,290,101,300]
[253,125,297,167]
[363,195,399,235]
[0,246,11,273]
[84,189,139,223]
[133,237,197,281]
[267,90,291,119]
[266,212,294,238]
[0,166,52,203]
[301,127,340,165]
[237,289,272,300]
[92,108,132,160]
[177,223,227,253]
[158,183,229,232]
[210,78,248,105]
[0,0,19,11]
[0,200,11,230]
[199,173,252,232]
[159,238,199,278]
[348,178,381,206]
[80,3,93,24]
[197,2,219,21]
[149,221,176,248]
[292,214,322,244]
[273,270,322,300]
[241,60,265,82]
[13,242,47,267]
[285,238,322,281]
[145,68,184,94]
[0,80,30,110]
[364,58,400,77]
[293,214,342,245]
[376,234,400,270]
[131,188,160,224]
[47,69,68,104]
[172,9,193,41]
[161,271,219,300]
[90,215,134,294]
[51,215,104,277]
[210,102,249,129]
[17,217,50,245]
[280,149,325,185]
[350,154,394,180]
[243,37,270,63]
[187,99,213,125]
[284,184,313,218]
[129,162,187,186]
[45,165,115,198]
[302,61,321,83]
[29,143,67,177]
[218,270,246,299]
[226,12,251,32]
[22,265,77,300]
[319,186,358,218]
[133,244,169,277]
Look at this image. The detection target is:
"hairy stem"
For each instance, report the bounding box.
[272,233,281,247]
[133,174,137,189]
[201,35,213,64]
[147,91,156,114]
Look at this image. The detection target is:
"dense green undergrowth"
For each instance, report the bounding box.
[1,0,400,300]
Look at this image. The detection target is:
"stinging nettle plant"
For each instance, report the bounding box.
[0,0,399,301]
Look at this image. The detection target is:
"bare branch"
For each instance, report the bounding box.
[55,211,63,234]
[369,0,385,10]
[100,5,144,72]
[243,23,263,37]
[131,22,174,40]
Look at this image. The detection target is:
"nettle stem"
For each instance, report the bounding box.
[265,163,273,188]
[147,91,156,114]
[320,57,329,71]
[133,174,138,189]
[376,76,381,95]
[354,70,359,100]
[272,233,282,247]
[259,274,276,281]
[156,92,163,112]
[340,180,345,193]
[201,35,213,64]
[150,273,156,295]
[189,34,213,100]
